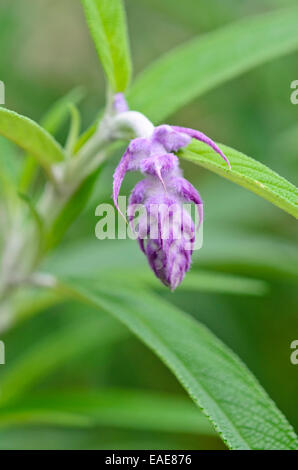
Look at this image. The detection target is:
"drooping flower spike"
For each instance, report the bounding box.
[112,98,230,290]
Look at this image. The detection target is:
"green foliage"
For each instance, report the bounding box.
[0,108,65,179]
[128,6,298,122]
[18,193,44,256]
[196,231,298,281]
[0,0,298,451]
[43,234,269,295]
[0,389,214,436]
[0,137,20,211]
[41,87,85,136]
[0,137,20,184]
[63,279,298,450]
[0,311,127,404]
[45,235,298,285]
[44,167,102,252]
[65,104,81,157]
[19,88,85,192]
[100,268,269,297]
[180,140,298,219]
[81,0,132,92]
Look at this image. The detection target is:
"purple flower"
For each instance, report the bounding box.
[113,103,230,290]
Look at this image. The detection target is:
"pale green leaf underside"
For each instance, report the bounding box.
[101,268,268,297]
[0,390,214,436]
[45,235,298,284]
[128,6,298,122]
[44,241,269,295]
[0,108,65,175]
[81,0,132,92]
[180,140,298,218]
[7,268,268,331]
[64,280,298,450]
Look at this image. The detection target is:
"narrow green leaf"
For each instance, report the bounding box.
[0,137,21,184]
[0,108,65,178]
[0,389,215,436]
[196,231,298,281]
[8,268,267,334]
[43,235,269,296]
[0,137,20,211]
[0,311,127,404]
[101,268,268,297]
[64,279,298,450]
[180,140,298,218]
[19,87,85,192]
[0,427,185,450]
[41,87,85,136]
[11,288,65,326]
[18,156,37,194]
[75,121,98,153]
[45,235,298,284]
[128,6,298,122]
[65,104,81,157]
[81,0,132,92]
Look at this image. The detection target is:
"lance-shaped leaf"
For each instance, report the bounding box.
[81,0,132,92]
[0,137,21,210]
[179,140,298,219]
[62,279,298,450]
[0,108,65,178]
[128,6,298,122]
[0,389,215,436]
[41,87,85,136]
[80,6,298,142]
[19,87,85,192]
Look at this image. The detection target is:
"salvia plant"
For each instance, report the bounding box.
[0,0,298,450]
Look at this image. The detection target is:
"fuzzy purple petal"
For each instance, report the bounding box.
[129,179,150,206]
[172,126,231,168]
[127,179,150,236]
[127,138,151,171]
[133,197,195,290]
[140,154,179,191]
[112,121,213,290]
[169,176,204,228]
[153,125,191,152]
[113,148,132,217]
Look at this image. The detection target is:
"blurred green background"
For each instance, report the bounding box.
[0,0,297,450]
